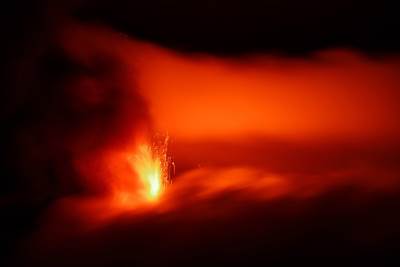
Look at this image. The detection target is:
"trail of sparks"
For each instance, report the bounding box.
[128,135,173,202]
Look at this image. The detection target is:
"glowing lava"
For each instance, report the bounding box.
[128,137,172,202]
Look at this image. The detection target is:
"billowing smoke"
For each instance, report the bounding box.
[133,43,400,141]
[1,20,153,265]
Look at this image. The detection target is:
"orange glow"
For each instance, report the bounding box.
[133,49,400,141]
[128,143,165,201]
[59,23,400,141]
[55,22,400,218]
[15,24,400,266]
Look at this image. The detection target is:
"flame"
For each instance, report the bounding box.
[128,136,172,202]
[132,144,163,200]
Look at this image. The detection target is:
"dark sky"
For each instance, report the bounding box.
[78,0,400,55]
[1,0,399,56]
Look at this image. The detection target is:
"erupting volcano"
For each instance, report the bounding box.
[2,1,400,266]
[126,137,172,203]
[130,143,165,201]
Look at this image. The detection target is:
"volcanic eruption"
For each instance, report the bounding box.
[1,1,400,266]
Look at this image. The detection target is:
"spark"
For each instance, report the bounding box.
[128,135,172,202]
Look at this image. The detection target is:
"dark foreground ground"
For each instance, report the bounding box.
[2,139,400,266]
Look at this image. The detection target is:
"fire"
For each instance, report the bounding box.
[131,144,163,200]
[128,136,172,202]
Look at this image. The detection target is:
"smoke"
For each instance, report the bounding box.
[3,20,152,195]
[0,21,154,267]
[131,45,400,141]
